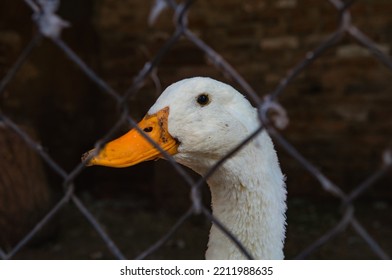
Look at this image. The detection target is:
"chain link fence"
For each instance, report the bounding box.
[0,0,391,259]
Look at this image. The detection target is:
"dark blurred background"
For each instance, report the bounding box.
[0,0,391,259]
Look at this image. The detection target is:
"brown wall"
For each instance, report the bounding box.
[1,0,391,207]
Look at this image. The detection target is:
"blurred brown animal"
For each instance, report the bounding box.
[0,122,52,251]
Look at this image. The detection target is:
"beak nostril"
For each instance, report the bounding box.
[143,127,153,133]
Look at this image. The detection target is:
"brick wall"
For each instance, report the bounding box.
[1,0,391,204]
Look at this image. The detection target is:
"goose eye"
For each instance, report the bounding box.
[196,94,210,106]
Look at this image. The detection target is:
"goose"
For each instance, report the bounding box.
[83,77,287,259]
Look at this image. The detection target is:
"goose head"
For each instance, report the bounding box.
[84,77,259,174]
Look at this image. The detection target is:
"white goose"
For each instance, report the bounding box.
[83,77,287,259]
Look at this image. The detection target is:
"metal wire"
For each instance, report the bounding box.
[0,0,390,260]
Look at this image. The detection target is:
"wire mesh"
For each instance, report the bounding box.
[0,0,391,260]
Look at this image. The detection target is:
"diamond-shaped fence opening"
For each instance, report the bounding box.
[0,0,391,260]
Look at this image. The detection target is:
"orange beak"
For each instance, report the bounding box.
[82,107,178,168]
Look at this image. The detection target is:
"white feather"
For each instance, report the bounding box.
[149,77,287,259]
